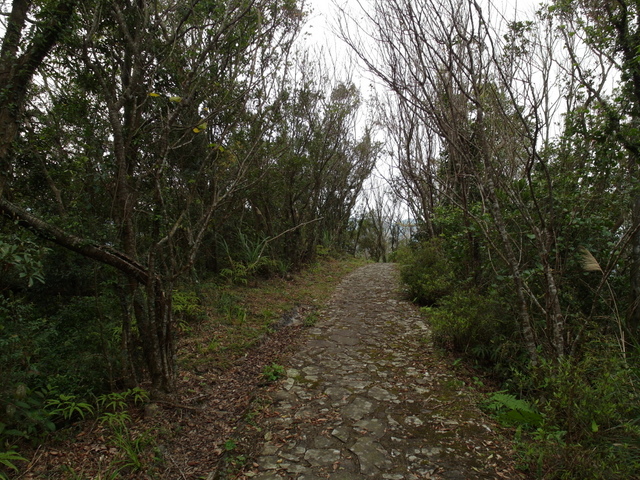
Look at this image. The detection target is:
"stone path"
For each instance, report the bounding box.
[245,263,522,479]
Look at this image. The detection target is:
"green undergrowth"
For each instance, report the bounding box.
[396,240,640,480]
[0,387,157,479]
[0,256,366,479]
[178,256,368,373]
[425,305,638,478]
[508,349,640,479]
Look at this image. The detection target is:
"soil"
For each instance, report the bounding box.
[17,262,527,480]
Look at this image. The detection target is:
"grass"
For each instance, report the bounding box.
[178,256,368,372]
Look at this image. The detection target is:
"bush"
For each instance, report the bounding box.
[262,363,286,382]
[173,287,207,331]
[396,239,455,305]
[513,342,640,479]
[0,385,56,444]
[42,295,122,396]
[424,290,519,367]
[0,288,124,457]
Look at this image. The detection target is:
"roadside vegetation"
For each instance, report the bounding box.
[365,1,640,476]
[396,239,640,479]
[0,255,365,478]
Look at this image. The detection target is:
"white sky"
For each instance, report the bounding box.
[299,0,546,103]
[301,0,543,51]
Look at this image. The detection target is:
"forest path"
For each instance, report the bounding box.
[241,263,524,480]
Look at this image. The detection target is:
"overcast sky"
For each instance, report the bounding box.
[301,0,543,49]
[299,0,544,93]
[298,0,550,211]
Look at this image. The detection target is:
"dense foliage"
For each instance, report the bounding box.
[0,0,375,467]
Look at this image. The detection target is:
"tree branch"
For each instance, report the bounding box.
[0,197,149,284]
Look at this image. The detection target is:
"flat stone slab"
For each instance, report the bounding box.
[342,397,374,421]
[324,386,351,401]
[348,437,393,474]
[368,385,397,402]
[331,426,351,443]
[354,418,386,438]
[304,448,341,466]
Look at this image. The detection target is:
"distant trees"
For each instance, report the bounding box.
[354,178,404,262]
[242,52,377,267]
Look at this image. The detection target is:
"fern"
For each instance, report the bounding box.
[46,394,94,421]
[0,449,27,479]
[485,391,544,428]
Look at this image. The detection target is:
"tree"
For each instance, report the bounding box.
[0,0,78,197]
[244,51,376,267]
[356,179,404,262]
[339,0,585,361]
[0,0,303,393]
[550,0,640,339]
[378,93,439,237]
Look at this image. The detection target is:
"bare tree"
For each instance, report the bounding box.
[356,177,404,261]
[339,0,581,361]
[377,93,439,237]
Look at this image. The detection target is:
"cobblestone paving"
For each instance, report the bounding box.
[247,263,522,479]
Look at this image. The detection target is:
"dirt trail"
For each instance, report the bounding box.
[242,263,524,479]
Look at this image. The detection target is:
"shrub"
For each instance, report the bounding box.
[0,385,56,444]
[173,288,207,331]
[262,363,285,382]
[535,349,639,442]
[483,391,544,429]
[396,239,455,305]
[43,295,122,396]
[513,342,640,479]
[424,290,517,366]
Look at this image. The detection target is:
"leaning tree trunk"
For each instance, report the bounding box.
[0,198,177,392]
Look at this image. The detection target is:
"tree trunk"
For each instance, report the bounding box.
[629,193,640,337]
[133,278,175,393]
[485,181,539,363]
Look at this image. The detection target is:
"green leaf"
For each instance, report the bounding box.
[193,122,207,133]
[591,419,599,433]
[0,449,27,473]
